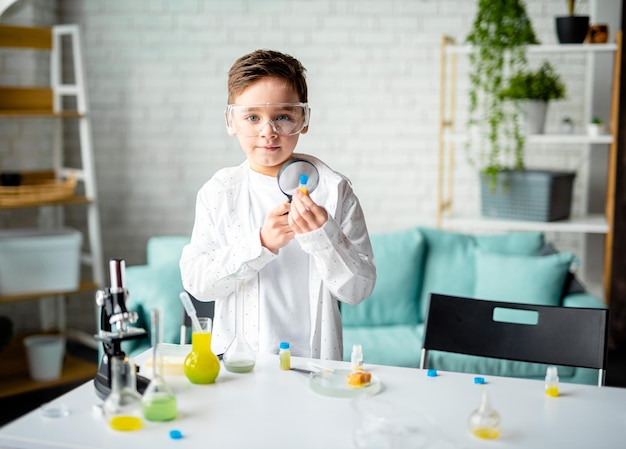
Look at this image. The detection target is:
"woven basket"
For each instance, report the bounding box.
[0,171,77,207]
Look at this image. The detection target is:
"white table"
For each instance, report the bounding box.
[0,350,625,449]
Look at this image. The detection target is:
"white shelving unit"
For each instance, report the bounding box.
[0,24,103,398]
[437,33,622,302]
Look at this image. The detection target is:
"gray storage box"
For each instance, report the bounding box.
[0,228,82,294]
[480,170,576,222]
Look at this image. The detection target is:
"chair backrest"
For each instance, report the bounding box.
[419,293,609,386]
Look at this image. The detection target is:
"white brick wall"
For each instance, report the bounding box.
[0,0,620,332]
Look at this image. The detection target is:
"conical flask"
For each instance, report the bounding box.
[223,279,256,373]
[142,308,177,421]
[103,356,143,431]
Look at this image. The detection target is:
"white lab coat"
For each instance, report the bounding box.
[179,154,376,360]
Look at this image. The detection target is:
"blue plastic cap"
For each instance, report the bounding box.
[299,173,309,185]
[474,377,486,385]
[279,341,290,349]
[427,369,438,377]
[169,430,183,440]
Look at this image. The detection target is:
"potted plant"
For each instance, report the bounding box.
[587,116,605,136]
[465,0,539,186]
[555,0,590,44]
[499,62,567,134]
[561,116,574,134]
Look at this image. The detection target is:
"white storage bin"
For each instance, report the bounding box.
[0,228,82,295]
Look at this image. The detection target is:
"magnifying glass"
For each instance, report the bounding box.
[277,158,320,202]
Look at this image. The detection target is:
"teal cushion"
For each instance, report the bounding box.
[121,264,185,357]
[419,228,477,320]
[419,229,546,321]
[342,228,425,327]
[343,325,423,368]
[475,231,544,255]
[147,236,190,267]
[474,251,574,307]
[426,350,575,379]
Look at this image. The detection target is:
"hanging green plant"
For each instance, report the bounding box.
[466,0,539,186]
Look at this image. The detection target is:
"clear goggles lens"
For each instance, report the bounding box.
[226,103,309,137]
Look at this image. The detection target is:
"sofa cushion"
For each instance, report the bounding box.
[343,324,423,368]
[342,228,425,327]
[147,235,190,267]
[121,264,185,357]
[474,251,574,307]
[426,350,575,378]
[418,229,545,320]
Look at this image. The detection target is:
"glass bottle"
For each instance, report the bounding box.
[468,389,500,440]
[103,356,143,431]
[279,341,291,370]
[223,279,256,373]
[142,308,177,421]
[545,366,559,397]
[184,317,221,384]
[351,344,364,371]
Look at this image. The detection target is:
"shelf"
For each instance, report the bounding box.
[0,332,97,400]
[443,132,614,145]
[0,195,91,210]
[0,280,99,305]
[445,42,618,55]
[441,214,609,234]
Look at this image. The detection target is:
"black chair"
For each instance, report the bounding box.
[419,293,609,386]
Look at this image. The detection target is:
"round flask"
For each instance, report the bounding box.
[468,389,500,439]
[184,317,221,384]
[223,279,256,373]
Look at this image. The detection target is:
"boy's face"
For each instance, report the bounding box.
[227,76,308,177]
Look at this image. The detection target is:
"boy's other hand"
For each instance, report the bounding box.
[260,201,295,253]
[288,190,328,234]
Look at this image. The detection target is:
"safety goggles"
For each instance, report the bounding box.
[226,102,309,137]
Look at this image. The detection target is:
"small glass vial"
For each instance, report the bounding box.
[298,173,309,194]
[279,342,291,370]
[103,357,143,431]
[351,344,363,371]
[545,366,559,397]
[468,389,500,440]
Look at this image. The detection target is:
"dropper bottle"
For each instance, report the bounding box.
[545,366,559,397]
[351,344,363,371]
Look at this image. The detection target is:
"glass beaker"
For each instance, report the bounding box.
[103,356,143,431]
[223,279,256,373]
[184,317,221,384]
[142,308,177,421]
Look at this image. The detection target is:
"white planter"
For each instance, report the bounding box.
[525,100,548,134]
[587,123,605,136]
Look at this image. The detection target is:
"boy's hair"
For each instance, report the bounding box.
[227,49,308,104]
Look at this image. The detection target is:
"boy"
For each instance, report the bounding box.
[179,49,376,360]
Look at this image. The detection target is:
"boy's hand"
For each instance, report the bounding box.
[260,201,294,253]
[288,190,328,234]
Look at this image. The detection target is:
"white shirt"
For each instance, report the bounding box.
[248,169,311,356]
[180,154,376,360]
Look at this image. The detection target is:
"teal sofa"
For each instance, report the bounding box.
[120,228,605,385]
[342,227,606,385]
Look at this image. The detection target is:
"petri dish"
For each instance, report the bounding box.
[309,369,381,398]
[40,402,70,418]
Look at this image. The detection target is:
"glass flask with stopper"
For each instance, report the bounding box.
[103,356,143,431]
[223,278,256,373]
[141,308,177,421]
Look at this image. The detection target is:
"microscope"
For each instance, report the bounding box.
[93,259,150,400]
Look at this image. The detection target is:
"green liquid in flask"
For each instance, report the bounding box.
[142,393,177,421]
[224,359,255,373]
